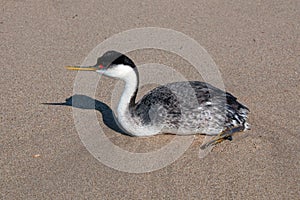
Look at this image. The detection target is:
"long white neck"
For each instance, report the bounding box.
[106,64,160,136]
[116,69,139,135]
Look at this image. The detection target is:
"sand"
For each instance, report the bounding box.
[1,0,299,199]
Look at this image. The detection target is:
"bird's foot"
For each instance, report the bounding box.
[200,126,244,150]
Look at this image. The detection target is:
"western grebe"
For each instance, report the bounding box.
[66,51,250,148]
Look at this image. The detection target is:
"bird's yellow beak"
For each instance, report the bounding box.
[65,66,98,71]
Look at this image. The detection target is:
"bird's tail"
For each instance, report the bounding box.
[225,102,250,131]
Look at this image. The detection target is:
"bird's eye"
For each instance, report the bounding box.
[99,65,104,69]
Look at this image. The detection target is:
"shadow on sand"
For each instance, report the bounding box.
[43,94,128,135]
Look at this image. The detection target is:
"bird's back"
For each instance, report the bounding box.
[132,81,249,135]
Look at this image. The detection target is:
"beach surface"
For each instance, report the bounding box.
[1,0,299,199]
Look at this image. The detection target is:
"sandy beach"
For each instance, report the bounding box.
[1,0,299,199]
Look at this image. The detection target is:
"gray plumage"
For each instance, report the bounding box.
[132,81,249,135]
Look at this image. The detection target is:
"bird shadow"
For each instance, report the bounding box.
[42,94,128,135]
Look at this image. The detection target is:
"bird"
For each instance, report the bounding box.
[66,50,250,148]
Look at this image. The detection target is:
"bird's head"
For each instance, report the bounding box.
[65,51,137,80]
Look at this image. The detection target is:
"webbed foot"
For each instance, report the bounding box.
[200,125,244,150]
